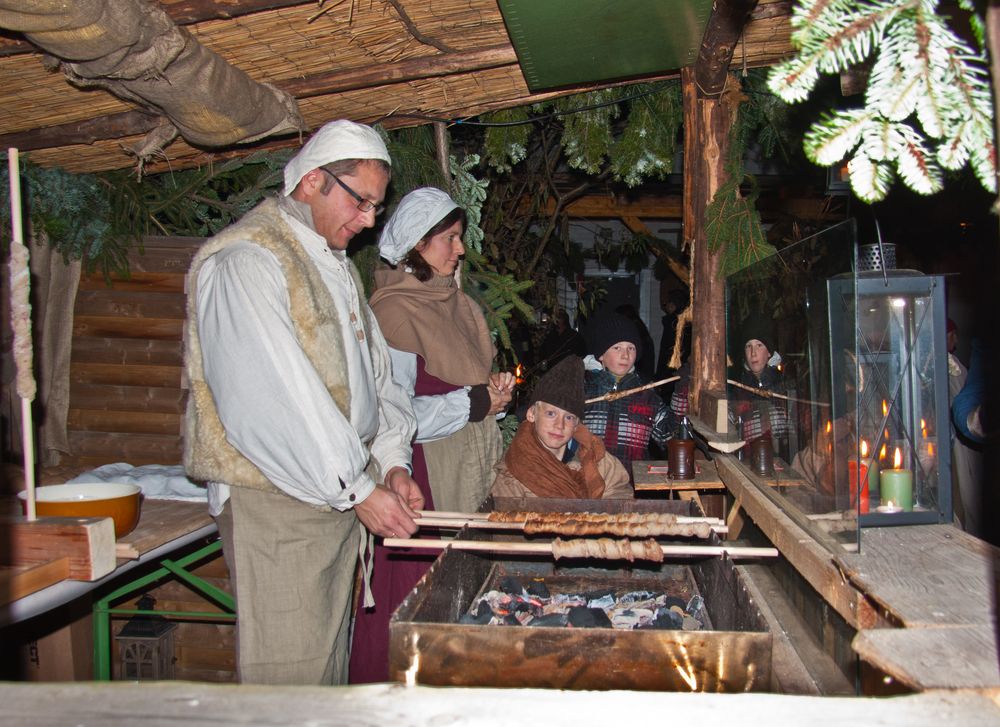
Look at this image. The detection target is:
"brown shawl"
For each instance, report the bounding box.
[370,268,494,386]
[505,421,607,499]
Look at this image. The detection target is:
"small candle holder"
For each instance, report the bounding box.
[875,502,903,515]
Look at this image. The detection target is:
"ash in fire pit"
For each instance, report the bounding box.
[460,574,709,631]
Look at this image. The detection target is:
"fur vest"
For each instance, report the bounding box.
[183,198,374,497]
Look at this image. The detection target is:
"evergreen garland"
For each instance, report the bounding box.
[555,89,621,174]
[0,160,128,276]
[767,0,996,203]
[611,82,683,186]
[483,107,532,173]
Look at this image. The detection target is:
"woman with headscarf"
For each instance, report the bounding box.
[349,187,514,683]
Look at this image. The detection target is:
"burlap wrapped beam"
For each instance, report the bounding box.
[0,0,303,161]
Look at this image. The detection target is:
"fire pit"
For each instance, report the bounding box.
[389,497,772,692]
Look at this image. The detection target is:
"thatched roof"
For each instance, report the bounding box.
[0,0,795,175]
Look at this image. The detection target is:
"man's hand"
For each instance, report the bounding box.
[384,466,425,511]
[354,483,419,539]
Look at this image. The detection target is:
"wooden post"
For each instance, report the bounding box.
[434,121,452,193]
[681,67,739,423]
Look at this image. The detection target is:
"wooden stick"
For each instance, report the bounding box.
[8,148,35,521]
[726,378,829,407]
[413,517,729,535]
[383,537,777,559]
[586,375,680,404]
[415,509,724,526]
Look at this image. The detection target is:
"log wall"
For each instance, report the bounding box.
[64,237,201,469]
[63,236,237,682]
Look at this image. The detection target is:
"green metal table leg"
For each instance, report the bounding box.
[93,538,234,680]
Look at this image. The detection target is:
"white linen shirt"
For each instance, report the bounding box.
[198,210,415,516]
[387,347,471,443]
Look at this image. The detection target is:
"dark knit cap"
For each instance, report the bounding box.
[528,355,585,419]
[584,312,643,359]
[742,319,775,355]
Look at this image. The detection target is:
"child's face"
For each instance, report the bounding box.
[599,341,637,376]
[744,339,770,376]
[527,401,578,454]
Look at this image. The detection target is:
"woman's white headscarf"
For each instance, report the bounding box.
[378,187,460,265]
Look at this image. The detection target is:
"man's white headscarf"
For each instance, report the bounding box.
[378,187,460,265]
[282,120,391,196]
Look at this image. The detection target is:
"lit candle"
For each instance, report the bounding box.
[848,440,879,514]
[876,500,903,514]
[880,447,913,512]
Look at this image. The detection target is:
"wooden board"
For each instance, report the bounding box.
[836,525,1000,628]
[633,459,726,491]
[0,517,116,580]
[0,558,71,605]
[853,626,1000,690]
[2,682,1000,726]
[116,499,213,560]
[634,458,807,492]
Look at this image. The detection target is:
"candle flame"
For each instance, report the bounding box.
[515,363,524,386]
[920,418,927,439]
[860,440,869,457]
[882,400,888,416]
[879,443,887,460]
[825,420,832,434]
[893,447,902,469]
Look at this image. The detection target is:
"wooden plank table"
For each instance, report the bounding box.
[116,499,213,560]
[1,500,216,627]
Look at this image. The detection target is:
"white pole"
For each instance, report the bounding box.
[8,148,37,520]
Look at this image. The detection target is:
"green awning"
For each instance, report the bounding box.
[498,0,713,91]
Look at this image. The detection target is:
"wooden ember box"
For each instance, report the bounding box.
[389,497,772,692]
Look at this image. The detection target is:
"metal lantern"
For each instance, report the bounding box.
[115,594,177,681]
[826,264,952,527]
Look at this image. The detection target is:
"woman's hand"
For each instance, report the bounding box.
[487,371,515,415]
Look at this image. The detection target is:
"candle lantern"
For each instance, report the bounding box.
[825,248,952,527]
[115,594,177,681]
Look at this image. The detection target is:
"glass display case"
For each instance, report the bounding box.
[826,268,952,526]
[725,220,952,553]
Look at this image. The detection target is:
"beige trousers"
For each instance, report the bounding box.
[217,486,361,685]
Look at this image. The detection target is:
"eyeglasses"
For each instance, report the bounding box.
[320,168,384,216]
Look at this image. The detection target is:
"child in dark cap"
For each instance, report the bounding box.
[733,325,789,441]
[490,356,631,499]
[581,311,676,479]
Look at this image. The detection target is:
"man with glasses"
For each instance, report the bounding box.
[184,120,423,685]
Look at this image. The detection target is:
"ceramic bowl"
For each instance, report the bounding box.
[19,483,142,538]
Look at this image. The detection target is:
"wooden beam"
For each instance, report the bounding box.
[1,517,116,581]
[0,45,518,152]
[0,111,161,153]
[682,66,733,415]
[541,194,682,218]
[695,0,759,98]
[621,216,690,284]
[280,44,518,99]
